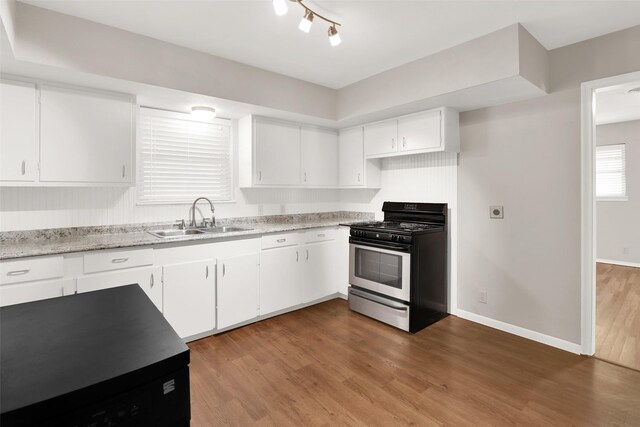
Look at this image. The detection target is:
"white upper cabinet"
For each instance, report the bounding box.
[239,115,340,188]
[339,127,365,187]
[397,110,441,152]
[39,85,134,184]
[363,119,397,157]
[363,107,459,159]
[255,119,301,186]
[301,127,338,187]
[0,80,38,182]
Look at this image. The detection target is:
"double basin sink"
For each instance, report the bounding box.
[148,226,253,239]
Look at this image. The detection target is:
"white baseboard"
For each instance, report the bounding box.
[596,258,640,268]
[456,309,582,354]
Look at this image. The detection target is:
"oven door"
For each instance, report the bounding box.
[349,242,411,302]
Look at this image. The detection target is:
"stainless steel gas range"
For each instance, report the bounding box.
[348,202,448,333]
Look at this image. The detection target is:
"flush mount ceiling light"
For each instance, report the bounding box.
[273,0,342,46]
[191,106,216,120]
[628,87,640,94]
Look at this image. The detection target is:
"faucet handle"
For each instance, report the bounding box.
[201,218,211,228]
[175,219,186,230]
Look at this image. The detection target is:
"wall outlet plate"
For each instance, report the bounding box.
[490,206,504,219]
[479,290,488,304]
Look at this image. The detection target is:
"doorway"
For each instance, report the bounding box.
[581,71,640,367]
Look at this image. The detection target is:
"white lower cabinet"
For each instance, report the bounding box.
[0,278,75,307]
[216,253,260,330]
[260,245,302,315]
[301,241,338,303]
[76,266,162,311]
[163,259,215,339]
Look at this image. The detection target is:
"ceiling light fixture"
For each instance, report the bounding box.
[299,9,314,33]
[274,0,342,46]
[628,87,640,94]
[191,106,216,120]
[272,0,288,16]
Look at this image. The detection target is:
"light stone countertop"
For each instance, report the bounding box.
[0,212,373,260]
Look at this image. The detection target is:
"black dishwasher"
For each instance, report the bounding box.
[0,285,190,427]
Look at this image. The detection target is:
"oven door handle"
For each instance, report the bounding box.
[349,288,408,311]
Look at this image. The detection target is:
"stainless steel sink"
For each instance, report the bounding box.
[148,229,205,238]
[202,226,253,233]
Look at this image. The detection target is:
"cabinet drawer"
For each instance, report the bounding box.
[304,228,336,243]
[0,256,64,285]
[83,248,154,274]
[261,233,300,250]
[0,278,75,307]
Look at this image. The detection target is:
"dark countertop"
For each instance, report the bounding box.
[0,285,189,425]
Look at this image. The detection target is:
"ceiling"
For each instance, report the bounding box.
[596,81,640,125]
[18,0,640,89]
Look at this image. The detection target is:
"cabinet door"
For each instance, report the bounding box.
[363,120,397,157]
[398,110,441,152]
[259,246,301,315]
[301,127,338,186]
[163,259,215,338]
[0,80,38,182]
[217,253,259,330]
[302,241,337,303]
[76,266,162,311]
[255,120,300,186]
[39,86,133,183]
[338,127,364,187]
[0,278,75,307]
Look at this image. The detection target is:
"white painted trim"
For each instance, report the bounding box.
[456,310,582,354]
[596,259,640,268]
[580,70,640,357]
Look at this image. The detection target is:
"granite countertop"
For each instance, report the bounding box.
[0,212,373,260]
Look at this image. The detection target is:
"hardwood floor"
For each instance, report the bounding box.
[596,262,640,371]
[189,299,640,426]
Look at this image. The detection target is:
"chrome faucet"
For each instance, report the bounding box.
[191,197,215,228]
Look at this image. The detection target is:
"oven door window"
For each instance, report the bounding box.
[354,247,404,289]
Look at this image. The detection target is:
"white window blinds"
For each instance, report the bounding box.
[138,108,232,204]
[596,144,626,199]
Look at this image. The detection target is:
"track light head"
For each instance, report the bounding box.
[273,0,288,16]
[328,25,341,46]
[299,9,314,33]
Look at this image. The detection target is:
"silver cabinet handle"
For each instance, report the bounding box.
[259,171,262,181]
[296,251,299,262]
[122,165,125,178]
[21,160,26,175]
[150,273,154,288]
[277,238,286,243]
[402,137,406,147]
[61,286,65,296]
[357,172,361,182]
[317,233,325,238]
[7,269,30,276]
[306,249,309,260]
[222,263,226,277]
[304,172,307,182]
[391,138,395,148]
[111,258,128,264]
[206,265,209,278]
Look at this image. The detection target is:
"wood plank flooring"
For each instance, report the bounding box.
[596,262,640,371]
[189,299,640,426]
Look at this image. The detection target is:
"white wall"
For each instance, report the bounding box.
[456,24,640,347]
[340,152,458,312]
[596,119,640,265]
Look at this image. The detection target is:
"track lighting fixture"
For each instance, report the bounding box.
[274,0,342,46]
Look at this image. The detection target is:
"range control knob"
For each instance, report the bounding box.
[391,235,398,241]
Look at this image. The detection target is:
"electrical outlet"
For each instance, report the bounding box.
[490,206,504,219]
[623,247,629,254]
[479,291,488,304]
